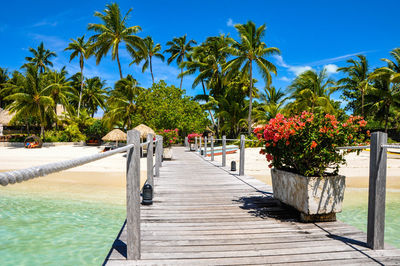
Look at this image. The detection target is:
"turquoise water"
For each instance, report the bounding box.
[0,191,125,265]
[337,189,400,248]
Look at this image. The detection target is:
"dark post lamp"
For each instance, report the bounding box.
[231,161,236,171]
[142,184,153,205]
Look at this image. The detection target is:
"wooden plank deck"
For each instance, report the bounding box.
[104,147,400,265]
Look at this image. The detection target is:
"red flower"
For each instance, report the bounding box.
[310,141,317,149]
[266,154,273,162]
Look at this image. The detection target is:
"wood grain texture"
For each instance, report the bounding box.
[105,146,399,265]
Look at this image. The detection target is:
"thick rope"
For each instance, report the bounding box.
[0,144,134,186]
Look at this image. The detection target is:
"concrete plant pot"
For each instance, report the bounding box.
[163,147,173,160]
[271,168,346,222]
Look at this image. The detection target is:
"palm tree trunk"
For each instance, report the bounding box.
[384,103,390,133]
[180,68,183,89]
[150,56,155,84]
[248,60,253,135]
[116,48,123,79]
[201,80,216,128]
[77,65,84,118]
[361,88,364,118]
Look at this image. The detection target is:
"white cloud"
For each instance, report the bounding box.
[273,54,312,76]
[324,64,338,74]
[227,18,235,27]
[273,55,288,68]
[307,51,374,66]
[279,76,290,82]
[288,66,312,76]
[30,34,68,51]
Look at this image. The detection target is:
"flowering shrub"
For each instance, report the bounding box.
[158,129,179,147]
[255,112,368,177]
[187,133,202,143]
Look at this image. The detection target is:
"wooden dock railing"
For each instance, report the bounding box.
[186,131,398,251]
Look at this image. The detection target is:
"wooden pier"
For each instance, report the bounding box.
[104,147,400,265]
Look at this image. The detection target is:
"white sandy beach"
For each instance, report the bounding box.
[1,145,399,200]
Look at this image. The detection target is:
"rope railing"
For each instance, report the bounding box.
[0,144,134,186]
[336,145,370,150]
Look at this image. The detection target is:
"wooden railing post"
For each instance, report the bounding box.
[146,133,154,189]
[126,129,141,260]
[211,136,214,161]
[222,135,226,167]
[195,137,198,152]
[199,137,202,155]
[239,135,245,176]
[155,136,161,177]
[160,136,164,167]
[367,131,387,250]
[184,136,188,149]
[204,136,207,157]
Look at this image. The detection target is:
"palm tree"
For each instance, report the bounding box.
[255,86,287,121]
[42,68,73,117]
[164,34,196,89]
[64,35,92,117]
[337,55,370,116]
[224,21,280,134]
[288,69,337,114]
[23,42,56,73]
[128,36,165,84]
[88,3,143,79]
[0,68,9,108]
[81,77,108,117]
[179,35,233,133]
[4,65,54,137]
[104,75,144,129]
[366,48,400,132]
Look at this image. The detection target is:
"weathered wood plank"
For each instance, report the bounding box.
[104,146,399,265]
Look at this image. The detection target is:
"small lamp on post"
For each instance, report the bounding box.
[142,184,153,205]
[231,161,237,171]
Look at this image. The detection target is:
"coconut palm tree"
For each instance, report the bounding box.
[23,42,56,73]
[224,21,280,134]
[288,69,337,114]
[128,36,164,84]
[0,68,9,108]
[87,2,143,79]
[104,75,144,129]
[337,55,370,116]
[42,68,74,116]
[366,48,400,132]
[64,35,92,117]
[4,65,54,137]
[81,77,108,117]
[255,86,287,121]
[164,34,196,89]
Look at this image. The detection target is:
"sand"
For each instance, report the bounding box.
[0,146,148,204]
[212,147,400,189]
[1,145,399,199]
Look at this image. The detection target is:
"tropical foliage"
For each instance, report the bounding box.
[256,112,368,176]
[1,2,399,144]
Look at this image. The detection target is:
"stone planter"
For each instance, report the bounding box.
[163,147,173,160]
[271,168,345,222]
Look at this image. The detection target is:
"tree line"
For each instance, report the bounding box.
[1,2,399,141]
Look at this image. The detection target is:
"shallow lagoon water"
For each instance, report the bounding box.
[337,189,400,248]
[0,190,125,265]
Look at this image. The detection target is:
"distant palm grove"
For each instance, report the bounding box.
[1,2,400,142]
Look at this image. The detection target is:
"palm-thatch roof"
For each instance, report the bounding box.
[134,124,155,138]
[102,129,127,141]
[0,108,14,126]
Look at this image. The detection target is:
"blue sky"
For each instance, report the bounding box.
[1,0,400,113]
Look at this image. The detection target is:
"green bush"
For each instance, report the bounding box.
[43,125,85,142]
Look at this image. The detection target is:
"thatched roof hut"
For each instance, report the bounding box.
[102,129,127,146]
[134,124,155,139]
[0,108,14,126]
